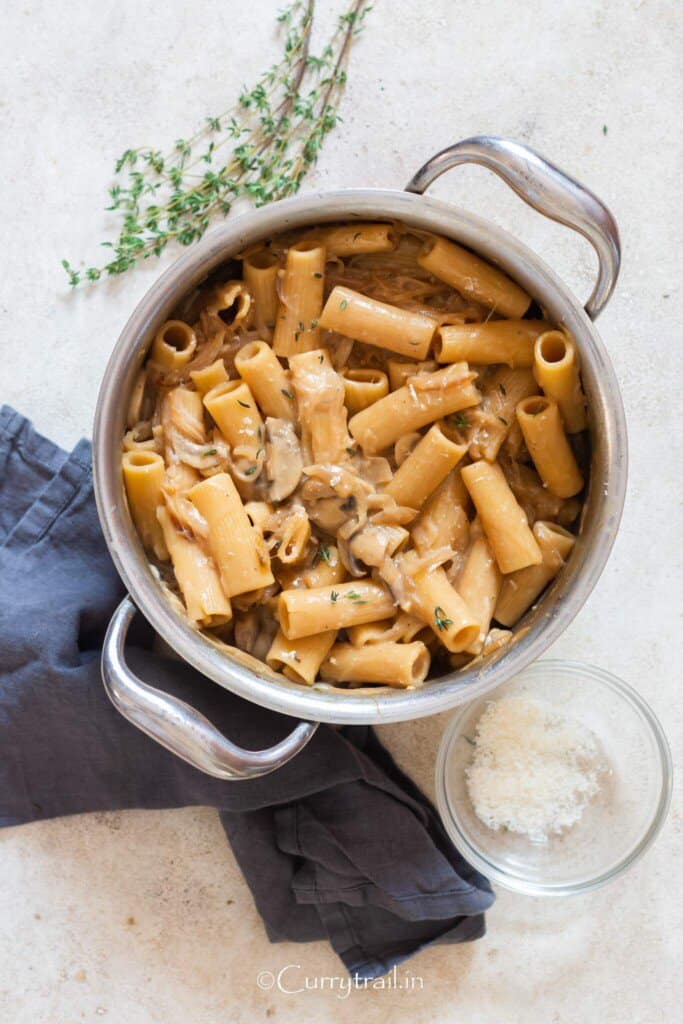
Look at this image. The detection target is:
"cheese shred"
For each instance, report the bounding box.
[465,696,607,842]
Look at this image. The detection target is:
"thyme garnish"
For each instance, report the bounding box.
[62,1,371,286]
[448,413,469,430]
[434,606,453,631]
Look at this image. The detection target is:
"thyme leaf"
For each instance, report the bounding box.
[434,606,453,632]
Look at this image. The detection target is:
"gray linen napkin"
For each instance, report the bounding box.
[0,405,494,980]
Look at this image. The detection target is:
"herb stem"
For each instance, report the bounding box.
[63,0,371,286]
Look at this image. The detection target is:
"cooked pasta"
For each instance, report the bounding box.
[122,220,589,688]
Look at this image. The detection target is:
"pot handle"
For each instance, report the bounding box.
[101,596,318,780]
[405,135,620,320]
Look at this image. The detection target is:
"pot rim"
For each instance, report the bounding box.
[93,186,628,724]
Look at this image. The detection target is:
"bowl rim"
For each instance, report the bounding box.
[93,187,628,724]
[434,659,673,896]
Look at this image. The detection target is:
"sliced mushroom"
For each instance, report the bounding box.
[265,417,303,502]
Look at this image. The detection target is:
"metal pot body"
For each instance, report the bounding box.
[94,138,626,777]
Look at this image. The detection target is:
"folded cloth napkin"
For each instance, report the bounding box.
[0,406,494,980]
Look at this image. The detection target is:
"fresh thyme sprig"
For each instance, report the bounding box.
[63,0,371,286]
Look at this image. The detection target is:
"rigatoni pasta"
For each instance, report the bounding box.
[533,330,587,433]
[342,368,389,415]
[314,222,396,257]
[319,285,436,359]
[349,362,481,454]
[122,219,589,689]
[243,250,279,338]
[320,641,430,688]
[516,396,584,498]
[461,460,543,573]
[157,506,232,627]
[385,423,467,513]
[188,473,274,597]
[122,451,168,561]
[495,521,576,626]
[418,235,532,318]
[272,240,325,356]
[435,320,551,367]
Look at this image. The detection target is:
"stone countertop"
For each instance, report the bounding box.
[0,1,680,1020]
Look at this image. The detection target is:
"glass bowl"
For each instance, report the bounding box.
[435,660,672,896]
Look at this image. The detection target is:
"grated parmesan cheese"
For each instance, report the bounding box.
[465,696,606,842]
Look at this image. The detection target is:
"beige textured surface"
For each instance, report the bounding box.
[1,1,681,1020]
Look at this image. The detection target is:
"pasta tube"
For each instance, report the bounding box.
[235,341,295,422]
[319,285,436,360]
[533,330,587,433]
[411,471,470,555]
[349,363,481,454]
[316,222,396,257]
[385,423,467,513]
[203,381,265,474]
[272,241,325,356]
[435,320,551,367]
[516,396,584,498]
[266,628,337,686]
[188,473,274,597]
[243,250,279,337]
[495,521,576,626]
[162,387,206,453]
[320,641,430,688]
[457,533,502,654]
[190,359,229,395]
[278,580,395,640]
[461,460,542,573]
[122,451,168,560]
[157,507,232,627]
[289,349,351,463]
[411,566,480,653]
[418,236,531,318]
[150,321,197,371]
[343,368,389,415]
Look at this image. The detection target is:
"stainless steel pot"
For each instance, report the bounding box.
[94,136,627,779]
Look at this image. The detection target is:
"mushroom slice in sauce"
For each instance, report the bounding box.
[265,417,303,502]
